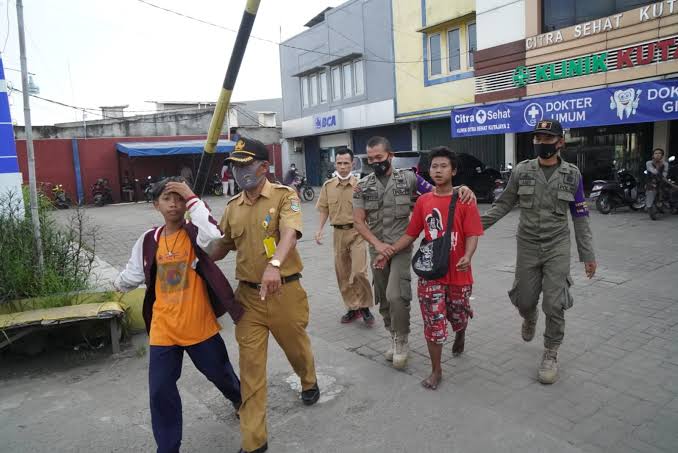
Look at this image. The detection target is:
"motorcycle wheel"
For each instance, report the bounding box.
[596,193,612,214]
[302,187,315,202]
[213,184,224,196]
[631,193,646,211]
[649,205,658,220]
[94,194,104,207]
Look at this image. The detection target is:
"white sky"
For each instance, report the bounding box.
[1,0,345,126]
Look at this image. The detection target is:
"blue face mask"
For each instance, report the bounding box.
[232,161,265,191]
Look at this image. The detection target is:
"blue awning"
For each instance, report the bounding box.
[116,139,235,157]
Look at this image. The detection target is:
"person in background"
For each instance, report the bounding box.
[222,161,235,196]
[645,148,669,210]
[315,148,375,326]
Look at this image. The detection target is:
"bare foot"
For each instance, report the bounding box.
[421,371,442,390]
[452,330,466,357]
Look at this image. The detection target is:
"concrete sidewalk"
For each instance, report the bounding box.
[1,197,676,452]
[0,328,584,453]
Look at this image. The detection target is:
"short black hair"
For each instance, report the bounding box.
[429,146,457,169]
[152,176,187,200]
[654,148,665,156]
[336,147,354,159]
[366,136,392,152]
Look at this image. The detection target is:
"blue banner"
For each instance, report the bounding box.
[451,78,678,137]
[1,56,19,175]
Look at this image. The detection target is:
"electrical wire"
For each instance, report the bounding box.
[135,0,434,65]
[8,87,221,124]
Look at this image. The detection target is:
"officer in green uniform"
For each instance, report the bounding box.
[482,120,597,384]
[353,136,474,369]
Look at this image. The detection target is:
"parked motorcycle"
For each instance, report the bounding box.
[143,176,157,203]
[292,174,315,202]
[51,184,71,209]
[647,155,678,220]
[92,178,114,207]
[209,173,224,196]
[492,163,513,202]
[121,177,136,202]
[590,168,645,214]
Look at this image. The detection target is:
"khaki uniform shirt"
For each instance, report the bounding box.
[353,168,418,245]
[218,180,304,282]
[482,158,595,262]
[316,176,357,225]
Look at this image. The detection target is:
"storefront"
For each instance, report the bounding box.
[453,78,678,189]
[465,1,678,189]
[420,118,504,170]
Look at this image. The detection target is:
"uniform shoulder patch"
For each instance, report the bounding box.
[273,183,296,193]
[226,193,243,205]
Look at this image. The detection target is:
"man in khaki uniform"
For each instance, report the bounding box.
[210,138,319,453]
[353,136,474,369]
[482,120,596,384]
[315,148,375,325]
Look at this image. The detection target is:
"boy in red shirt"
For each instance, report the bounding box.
[375,147,483,390]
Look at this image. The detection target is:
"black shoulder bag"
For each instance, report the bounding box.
[411,191,458,280]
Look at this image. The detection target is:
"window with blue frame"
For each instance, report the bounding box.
[429,33,442,76]
[425,21,475,82]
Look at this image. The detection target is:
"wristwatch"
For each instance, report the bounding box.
[269,259,281,268]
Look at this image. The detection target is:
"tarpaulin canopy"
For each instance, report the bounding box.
[116,139,235,157]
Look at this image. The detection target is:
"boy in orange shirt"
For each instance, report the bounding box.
[115,177,244,453]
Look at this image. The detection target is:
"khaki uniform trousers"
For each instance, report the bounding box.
[370,250,412,336]
[333,228,373,310]
[509,238,574,349]
[234,280,317,451]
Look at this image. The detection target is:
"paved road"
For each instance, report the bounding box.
[2,196,677,452]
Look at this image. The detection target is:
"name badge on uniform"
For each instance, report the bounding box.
[263,236,277,258]
[262,211,277,258]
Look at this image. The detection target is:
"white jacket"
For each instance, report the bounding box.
[113,197,223,292]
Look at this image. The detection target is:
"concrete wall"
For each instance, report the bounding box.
[393,0,476,120]
[279,0,397,122]
[14,106,282,141]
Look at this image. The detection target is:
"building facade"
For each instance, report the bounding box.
[391,0,506,170]
[280,0,411,186]
[458,0,678,188]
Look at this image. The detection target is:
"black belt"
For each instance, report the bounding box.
[242,273,302,289]
[332,223,354,230]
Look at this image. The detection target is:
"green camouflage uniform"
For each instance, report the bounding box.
[482,158,595,349]
[353,168,418,336]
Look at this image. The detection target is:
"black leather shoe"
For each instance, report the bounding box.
[301,383,320,406]
[232,400,241,419]
[238,442,268,453]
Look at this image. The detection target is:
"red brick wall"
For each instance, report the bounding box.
[16,139,76,200]
[15,135,229,203]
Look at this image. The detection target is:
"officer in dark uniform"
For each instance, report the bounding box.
[482,120,597,384]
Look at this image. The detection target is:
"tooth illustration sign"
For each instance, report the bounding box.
[193,0,261,197]
[610,88,642,120]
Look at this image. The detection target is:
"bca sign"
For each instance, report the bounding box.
[313,110,341,132]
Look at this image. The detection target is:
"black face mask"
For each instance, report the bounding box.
[371,159,391,176]
[534,143,558,159]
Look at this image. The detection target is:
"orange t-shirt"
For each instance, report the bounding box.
[150,229,221,346]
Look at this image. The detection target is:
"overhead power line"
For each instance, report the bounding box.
[135,0,430,65]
